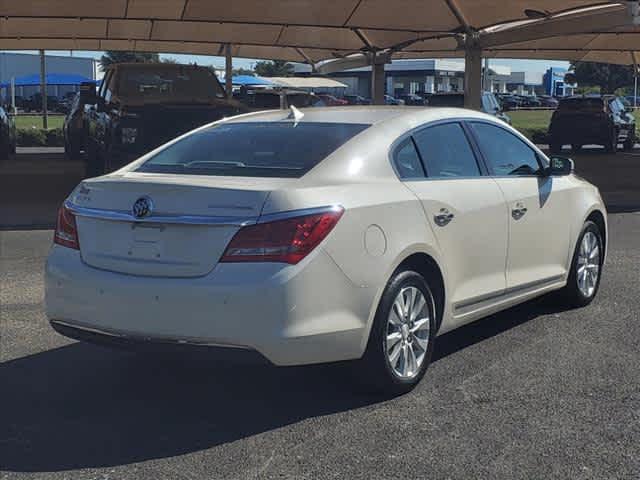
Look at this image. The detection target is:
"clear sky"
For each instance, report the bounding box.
[10,50,571,75]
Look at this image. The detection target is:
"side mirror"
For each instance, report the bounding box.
[79,82,97,105]
[548,156,574,176]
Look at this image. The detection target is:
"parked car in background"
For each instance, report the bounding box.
[237,88,325,111]
[496,94,522,111]
[427,92,511,124]
[81,63,248,177]
[344,94,371,105]
[315,94,348,106]
[516,95,542,108]
[384,95,405,105]
[63,92,87,159]
[47,106,607,395]
[549,95,636,154]
[398,93,426,106]
[0,105,16,159]
[538,95,560,108]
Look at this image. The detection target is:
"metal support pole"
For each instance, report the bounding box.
[371,54,386,105]
[39,49,48,129]
[483,57,490,92]
[225,44,233,99]
[632,52,639,108]
[10,77,16,115]
[464,41,483,110]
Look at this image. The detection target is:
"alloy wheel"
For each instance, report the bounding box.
[577,231,601,298]
[385,286,431,379]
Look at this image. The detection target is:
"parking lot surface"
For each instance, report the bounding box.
[1,222,639,479]
[1,148,639,479]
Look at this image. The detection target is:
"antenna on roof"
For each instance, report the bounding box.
[287,105,304,126]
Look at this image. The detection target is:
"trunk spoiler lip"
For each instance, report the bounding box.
[65,200,343,227]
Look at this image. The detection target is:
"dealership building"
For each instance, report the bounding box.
[0,52,97,100]
[294,59,574,98]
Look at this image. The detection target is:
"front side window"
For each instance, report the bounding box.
[470,122,543,176]
[412,122,481,178]
[136,122,370,178]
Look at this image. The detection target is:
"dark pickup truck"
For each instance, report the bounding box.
[81,63,247,176]
[549,95,636,154]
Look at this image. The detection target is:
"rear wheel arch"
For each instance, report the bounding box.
[392,253,446,333]
[586,209,607,255]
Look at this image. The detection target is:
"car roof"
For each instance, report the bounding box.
[106,63,207,71]
[224,105,492,126]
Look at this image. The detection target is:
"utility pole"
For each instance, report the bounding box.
[39,49,48,129]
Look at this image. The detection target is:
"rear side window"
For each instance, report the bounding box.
[394,139,425,179]
[469,122,543,176]
[136,122,370,178]
[413,123,481,178]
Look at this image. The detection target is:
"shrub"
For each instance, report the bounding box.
[16,127,64,147]
[517,127,549,144]
[17,128,46,147]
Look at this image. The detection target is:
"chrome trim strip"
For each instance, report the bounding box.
[257,205,344,223]
[453,274,565,312]
[65,201,258,226]
[50,319,251,350]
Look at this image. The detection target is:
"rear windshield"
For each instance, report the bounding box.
[428,95,464,107]
[558,98,604,111]
[136,122,370,178]
[117,66,225,102]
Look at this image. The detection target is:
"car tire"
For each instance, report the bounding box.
[85,140,106,178]
[623,136,635,151]
[605,132,618,154]
[65,139,81,160]
[550,142,562,154]
[356,270,437,396]
[558,221,604,308]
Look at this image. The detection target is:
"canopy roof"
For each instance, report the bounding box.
[268,77,348,89]
[0,1,639,65]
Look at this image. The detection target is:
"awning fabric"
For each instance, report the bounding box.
[228,75,273,86]
[0,1,639,65]
[0,73,97,88]
[267,77,347,89]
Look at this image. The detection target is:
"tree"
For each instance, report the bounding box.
[232,67,256,76]
[99,51,160,70]
[565,62,634,94]
[161,57,179,64]
[254,60,294,77]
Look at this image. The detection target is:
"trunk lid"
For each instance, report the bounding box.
[72,173,293,277]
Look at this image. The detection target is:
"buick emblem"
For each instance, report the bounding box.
[132,196,153,219]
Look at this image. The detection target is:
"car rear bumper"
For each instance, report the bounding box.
[45,245,375,366]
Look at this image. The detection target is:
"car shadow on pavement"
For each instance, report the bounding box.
[1,296,570,473]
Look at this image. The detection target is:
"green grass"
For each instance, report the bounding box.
[509,110,553,132]
[13,115,64,131]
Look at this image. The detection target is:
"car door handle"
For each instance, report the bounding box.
[434,209,455,227]
[512,203,528,220]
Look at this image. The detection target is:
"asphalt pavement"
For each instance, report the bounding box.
[1,213,639,479]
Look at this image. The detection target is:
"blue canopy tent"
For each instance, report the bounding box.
[0,73,97,89]
[227,75,273,86]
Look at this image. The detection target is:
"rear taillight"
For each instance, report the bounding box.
[220,207,344,264]
[54,203,80,250]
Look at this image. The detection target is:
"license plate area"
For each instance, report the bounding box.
[130,224,164,259]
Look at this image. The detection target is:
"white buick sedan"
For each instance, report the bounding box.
[46,107,607,394]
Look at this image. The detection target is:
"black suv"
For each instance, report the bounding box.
[81,63,247,176]
[549,95,636,154]
[426,92,512,124]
